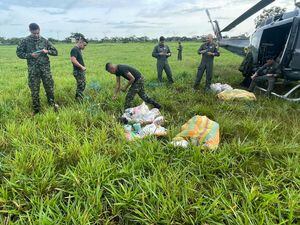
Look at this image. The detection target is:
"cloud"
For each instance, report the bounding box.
[0,0,295,38]
[41,8,67,15]
[107,20,163,29]
[66,19,102,24]
[1,0,78,9]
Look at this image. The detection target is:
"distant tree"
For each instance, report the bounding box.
[48,38,59,43]
[0,37,5,44]
[70,32,85,40]
[6,38,22,45]
[255,6,286,28]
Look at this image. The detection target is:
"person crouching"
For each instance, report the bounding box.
[105,63,161,110]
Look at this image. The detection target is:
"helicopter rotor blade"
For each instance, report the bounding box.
[221,0,275,32]
[205,9,213,22]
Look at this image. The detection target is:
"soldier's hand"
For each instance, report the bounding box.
[42,49,49,54]
[31,53,39,58]
[207,52,214,56]
[251,74,257,80]
[81,66,86,71]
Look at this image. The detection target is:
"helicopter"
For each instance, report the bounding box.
[206,0,300,102]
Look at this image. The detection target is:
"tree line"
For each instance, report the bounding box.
[0,35,208,45]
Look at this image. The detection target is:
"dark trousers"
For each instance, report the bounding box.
[125,78,159,110]
[178,52,182,61]
[73,70,86,99]
[28,65,55,112]
[157,60,174,83]
[194,60,214,89]
[249,75,276,95]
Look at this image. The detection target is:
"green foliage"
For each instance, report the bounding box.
[0,43,299,224]
[255,6,287,28]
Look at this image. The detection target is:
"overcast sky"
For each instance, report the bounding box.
[0,0,295,39]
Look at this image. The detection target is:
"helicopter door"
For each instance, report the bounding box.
[281,17,300,69]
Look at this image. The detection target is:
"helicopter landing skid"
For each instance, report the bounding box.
[256,83,300,102]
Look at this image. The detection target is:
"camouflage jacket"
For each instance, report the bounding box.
[16,35,58,67]
[256,62,281,76]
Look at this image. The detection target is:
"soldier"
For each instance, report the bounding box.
[105,63,161,110]
[70,36,88,101]
[194,34,220,91]
[239,49,254,88]
[177,41,183,61]
[16,23,59,115]
[249,57,281,96]
[152,36,174,83]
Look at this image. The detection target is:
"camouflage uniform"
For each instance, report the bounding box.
[194,42,220,90]
[73,70,86,99]
[16,35,58,113]
[115,64,161,110]
[125,78,160,110]
[70,46,86,100]
[177,43,183,61]
[249,61,281,95]
[239,51,254,87]
[152,44,174,83]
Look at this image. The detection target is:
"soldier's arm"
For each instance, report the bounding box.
[198,44,206,55]
[16,39,31,59]
[152,46,159,58]
[213,47,220,57]
[272,65,282,77]
[166,46,171,57]
[70,56,86,71]
[46,41,58,56]
[113,76,121,99]
[256,64,267,75]
[122,72,135,92]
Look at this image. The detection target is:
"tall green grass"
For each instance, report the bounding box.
[0,42,299,224]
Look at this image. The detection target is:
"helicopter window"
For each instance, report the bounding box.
[258,22,293,66]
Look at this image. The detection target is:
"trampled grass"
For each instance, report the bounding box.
[0,42,299,224]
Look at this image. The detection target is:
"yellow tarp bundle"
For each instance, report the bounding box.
[217,89,256,101]
[172,116,220,150]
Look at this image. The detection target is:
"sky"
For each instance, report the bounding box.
[0,0,295,39]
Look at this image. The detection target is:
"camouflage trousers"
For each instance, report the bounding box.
[249,75,276,95]
[125,78,159,110]
[157,60,174,83]
[178,51,182,61]
[73,70,86,100]
[28,64,55,112]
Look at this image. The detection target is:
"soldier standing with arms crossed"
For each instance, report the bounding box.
[16,23,59,115]
[70,36,88,101]
[152,36,174,84]
[194,34,220,91]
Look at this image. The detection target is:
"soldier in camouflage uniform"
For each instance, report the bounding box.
[70,36,88,101]
[105,63,161,110]
[177,42,183,61]
[152,36,174,83]
[249,57,281,96]
[194,34,220,91]
[16,23,58,115]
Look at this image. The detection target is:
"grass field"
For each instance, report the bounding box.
[0,42,299,224]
